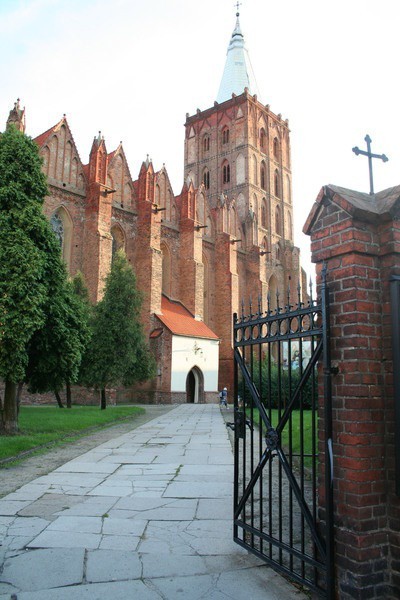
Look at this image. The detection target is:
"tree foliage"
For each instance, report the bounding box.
[26,266,91,398]
[0,126,87,431]
[80,250,155,408]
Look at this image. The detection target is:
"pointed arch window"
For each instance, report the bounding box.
[222,161,230,184]
[222,127,230,145]
[260,161,266,190]
[161,243,172,296]
[260,128,266,152]
[275,205,282,236]
[287,210,293,240]
[203,168,210,190]
[274,169,281,198]
[261,198,268,229]
[273,137,280,161]
[51,212,64,248]
[286,175,291,202]
[203,134,210,153]
[50,207,72,272]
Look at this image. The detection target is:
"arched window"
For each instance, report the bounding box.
[286,175,291,202]
[260,162,266,190]
[236,153,245,185]
[253,155,257,184]
[222,162,230,184]
[50,207,73,272]
[155,184,161,206]
[286,143,290,167]
[273,137,280,161]
[51,212,64,248]
[161,243,172,296]
[286,211,293,240]
[261,198,268,229]
[275,205,281,236]
[203,134,210,153]
[203,168,210,190]
[222,127,229,145]
[274,169,280,198]
[260,128,266,151]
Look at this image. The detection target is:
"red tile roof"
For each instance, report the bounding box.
[156,296,219,340]
[34,124,57,148]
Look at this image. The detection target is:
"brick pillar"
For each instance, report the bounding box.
[214,231,239,392]
[135,163,162,337]
[179,186,204,319]
[83,135,112,302]
[304,184,400,599]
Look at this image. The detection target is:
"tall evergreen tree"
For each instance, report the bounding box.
[80,250,155,409]
[0,126,83,432]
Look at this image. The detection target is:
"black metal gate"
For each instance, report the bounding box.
[232,269,334,598]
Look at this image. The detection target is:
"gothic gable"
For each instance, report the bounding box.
[35,118,86,192]
[154,166,177,224]
[107,144,136,210]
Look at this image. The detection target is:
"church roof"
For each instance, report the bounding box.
[216,12,259,104]
[156,296,219,340]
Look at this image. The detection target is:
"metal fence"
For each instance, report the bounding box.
[232,269,334,598]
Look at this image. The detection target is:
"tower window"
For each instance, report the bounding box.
[275,205,281,235]
[260,128,266,151]
[274,169,280,198]
[260,162,266,190]
[203,169,210,190]
[203,135,210,153]
[273,137,280,161]
[222,128,229,145]
[223,163,230,184]
[261,198,268,229]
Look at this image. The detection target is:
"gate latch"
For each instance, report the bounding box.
[226,409,253,438]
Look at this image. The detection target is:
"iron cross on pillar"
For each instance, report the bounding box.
[352,134,388,195]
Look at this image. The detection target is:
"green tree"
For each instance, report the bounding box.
[0,126,88,429]
[25,267,91,409]
[80,250,155,409]
[0,126,51,433]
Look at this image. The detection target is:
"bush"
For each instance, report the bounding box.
[238,358,317,410]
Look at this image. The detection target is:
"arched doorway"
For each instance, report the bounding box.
[186,367,204,404]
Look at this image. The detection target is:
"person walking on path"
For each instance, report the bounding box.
[219,386,228,408]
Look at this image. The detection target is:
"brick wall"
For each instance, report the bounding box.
[304,184,400,599]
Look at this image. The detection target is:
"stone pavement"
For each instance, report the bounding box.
[0,404,307,599]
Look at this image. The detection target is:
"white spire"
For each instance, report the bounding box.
[216,11,259,104]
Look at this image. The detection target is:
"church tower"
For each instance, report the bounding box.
[184,8,302,389]
[6,99,26,133]
[184,9,294,260]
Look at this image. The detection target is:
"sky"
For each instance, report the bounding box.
[1,0,399,280]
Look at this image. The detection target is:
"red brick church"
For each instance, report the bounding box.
[5,11,306,404]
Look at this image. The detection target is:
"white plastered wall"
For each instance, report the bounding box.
[170,336,219,392]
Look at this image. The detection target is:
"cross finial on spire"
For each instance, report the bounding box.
[352,135,388,195]
[235,1,242,16]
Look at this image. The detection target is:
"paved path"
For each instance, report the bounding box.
[0,405,306,599]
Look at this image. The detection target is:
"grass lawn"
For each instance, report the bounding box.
[0,405,145,464]
[246,407,315,459]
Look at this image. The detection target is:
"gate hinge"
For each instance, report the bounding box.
[226,409,253,438]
